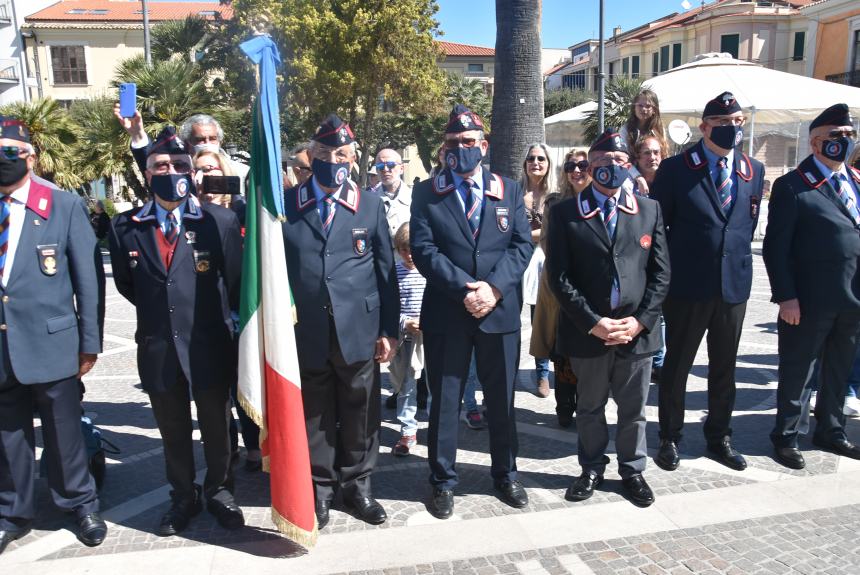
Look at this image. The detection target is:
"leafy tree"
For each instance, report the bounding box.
[151,15,211,63]
[581,76,643,144]
[491,0,545,180]
[544,88,594,118]
[445,73,492,122]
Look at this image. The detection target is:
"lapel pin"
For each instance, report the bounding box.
[33,219,40,226]
[185,231,197,244]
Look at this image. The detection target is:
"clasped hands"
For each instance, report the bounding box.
[464,281,501,318]
[590,316,643,346]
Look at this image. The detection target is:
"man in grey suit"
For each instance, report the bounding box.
[0,117,106,553]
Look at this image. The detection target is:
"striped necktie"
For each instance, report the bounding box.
[603,196,620,309]
[461,178,480,239]
[163,211,178,245]
[716,157,733,214]
[0,196,14,279]
[833,173,860,225]
[321,194,336,235]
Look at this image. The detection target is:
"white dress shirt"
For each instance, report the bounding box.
[1,179,31,288]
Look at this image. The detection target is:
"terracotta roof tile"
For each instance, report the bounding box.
[436,40,494,57]
[25,0,232,22]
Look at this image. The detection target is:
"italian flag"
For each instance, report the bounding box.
[238,35,317,548]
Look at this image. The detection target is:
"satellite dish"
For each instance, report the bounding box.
[668,119,692,146]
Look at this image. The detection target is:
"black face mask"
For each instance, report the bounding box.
[821,137,856,163]
[150,174,194,203]
[0,156,29,187]
[312,158,350,188]
[709,124,744,150]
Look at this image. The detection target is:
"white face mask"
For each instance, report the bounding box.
[193,143,221,155]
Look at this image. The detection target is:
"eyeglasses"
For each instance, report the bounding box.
[563,160,588,173]
[827,129,857,140]
[525,155,547,163]
[1,146,29,160]
[707,116,746,127]
[638,149,662,157]
[635,103,654,110]
[374,161,401,172]
[151,160,192,174]
[196,164,221,173]
[444,137,481,148]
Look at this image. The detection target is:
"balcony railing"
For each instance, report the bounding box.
[0,61,18,82]
[0,2,10,22]
[825,70,860,88]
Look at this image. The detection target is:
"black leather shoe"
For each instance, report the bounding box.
[622,474,655,507]
[0,525,31,555]
[77,513,107,547]
[207,498,245,530]
[564,471,603,502]
[494,480,529,508]
[774,446,805,469]
[707,438,747,471]
[315,499,332,529]
[656,439,680,471]
[812,437,860,460]
[158,487,203,536]
[430,488,454,519]
[348,496,387,525]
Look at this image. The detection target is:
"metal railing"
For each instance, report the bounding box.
[825,70,860,88]
[0,63,18,82]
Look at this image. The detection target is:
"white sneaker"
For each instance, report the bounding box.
[843,396,860,417]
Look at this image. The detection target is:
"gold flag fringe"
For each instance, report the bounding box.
[272,503,318,549]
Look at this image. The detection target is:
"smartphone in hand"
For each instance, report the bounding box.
[119,83,137,118]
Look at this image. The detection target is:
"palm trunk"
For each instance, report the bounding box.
[491,0,545,180]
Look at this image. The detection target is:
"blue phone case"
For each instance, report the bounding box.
[119,83,137,118]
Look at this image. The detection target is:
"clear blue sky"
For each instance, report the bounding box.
[435,0,698,49]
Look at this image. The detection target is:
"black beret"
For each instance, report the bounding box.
[702,91,742,119]
[445,104,485,134]
[810,103,853,133]
[589,129,628,154]
[148,126,187,156]
[0,116,30,143]
[312,113,355,147]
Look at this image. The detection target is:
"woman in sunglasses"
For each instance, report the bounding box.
[560,149,591,198]
[521,143,555,398]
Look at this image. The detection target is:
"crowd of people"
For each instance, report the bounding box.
[1,88,860,554]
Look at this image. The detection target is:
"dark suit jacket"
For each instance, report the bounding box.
[282,178,399,370]
[2,178,104,384]
[545,186,670,359]
[109,198,242,393]
[409,168,533,335]
[651,139,764,304]
[763,155,860,315]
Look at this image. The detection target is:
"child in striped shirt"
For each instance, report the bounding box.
[389,223,428,456]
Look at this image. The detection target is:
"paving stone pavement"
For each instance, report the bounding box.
[5,247,860,574]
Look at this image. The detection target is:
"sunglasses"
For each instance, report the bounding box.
[444,137,480,148]
[826,129,857,140]
[563,160,589,173]
[196,164,222,173]
[526,155,547,163]
[1,146,28,160]
[151,160,192,174]
[374,161,401,172]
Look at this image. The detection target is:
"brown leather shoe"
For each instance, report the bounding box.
[536,378,550,398]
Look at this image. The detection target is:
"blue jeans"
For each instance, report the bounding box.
[463,353,481,413]
[530,304,550,380]
[396,371,420,436]
[652,315,666,369]
[847,343,860,398]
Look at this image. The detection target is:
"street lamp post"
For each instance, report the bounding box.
[142,0,152,66]
[597,0,605,134]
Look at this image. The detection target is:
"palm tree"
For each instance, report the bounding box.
[446,73,492,122]
[0,98,83,190]
[581,76,643,144]
[151,15,212,63]
[490,0,545,180]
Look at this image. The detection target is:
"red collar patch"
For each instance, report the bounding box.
[26,180,52,219]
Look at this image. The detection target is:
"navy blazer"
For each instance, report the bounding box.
[282,179,399,370]
[1,178,104,384]
[652,139,764,304]
[109,198,242,393]
[546,186,670,358]
[763,156,860,315]
[409,168,533,335]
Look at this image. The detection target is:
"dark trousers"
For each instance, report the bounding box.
[659,296,746,444]
[771,311,860,448]
[553,356,577,418]
[571,352,651,479]
[230,380,260,452]
[0,375,98,530]
[148,374,233,504]
[425,329,520,490]
[300,327,379,503]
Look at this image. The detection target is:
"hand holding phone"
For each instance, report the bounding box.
[119,83,137,118]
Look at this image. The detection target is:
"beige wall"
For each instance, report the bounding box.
[25,26,145,101]
[811,9,860,79]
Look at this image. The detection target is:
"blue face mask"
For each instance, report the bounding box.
[445,146,483,174]
[312,157,350,188]
[821,137,856,163]
[150,174,194,203]
[709,124,744,150]
[592,163,630,190]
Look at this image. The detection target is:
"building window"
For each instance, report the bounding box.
[652,52,659,76]
[608,61,615,79]
[622,57,629,77]
[631,55,639,78]
[792,31,805,62]
[672,43,682,68]
[721,34,740,59]
[659,45,670,72]
[563,70,586,90]
[467,63,484,72]
[853,30,860,71]
[50,45,87,85]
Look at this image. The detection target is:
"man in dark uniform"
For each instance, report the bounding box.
[652,92,764,472]
[764,103,860,469]
[282,114,398,528]
[0,117,106,553]
[546,130,670,507]
[410,105,533,519]
[108,127,244,535]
